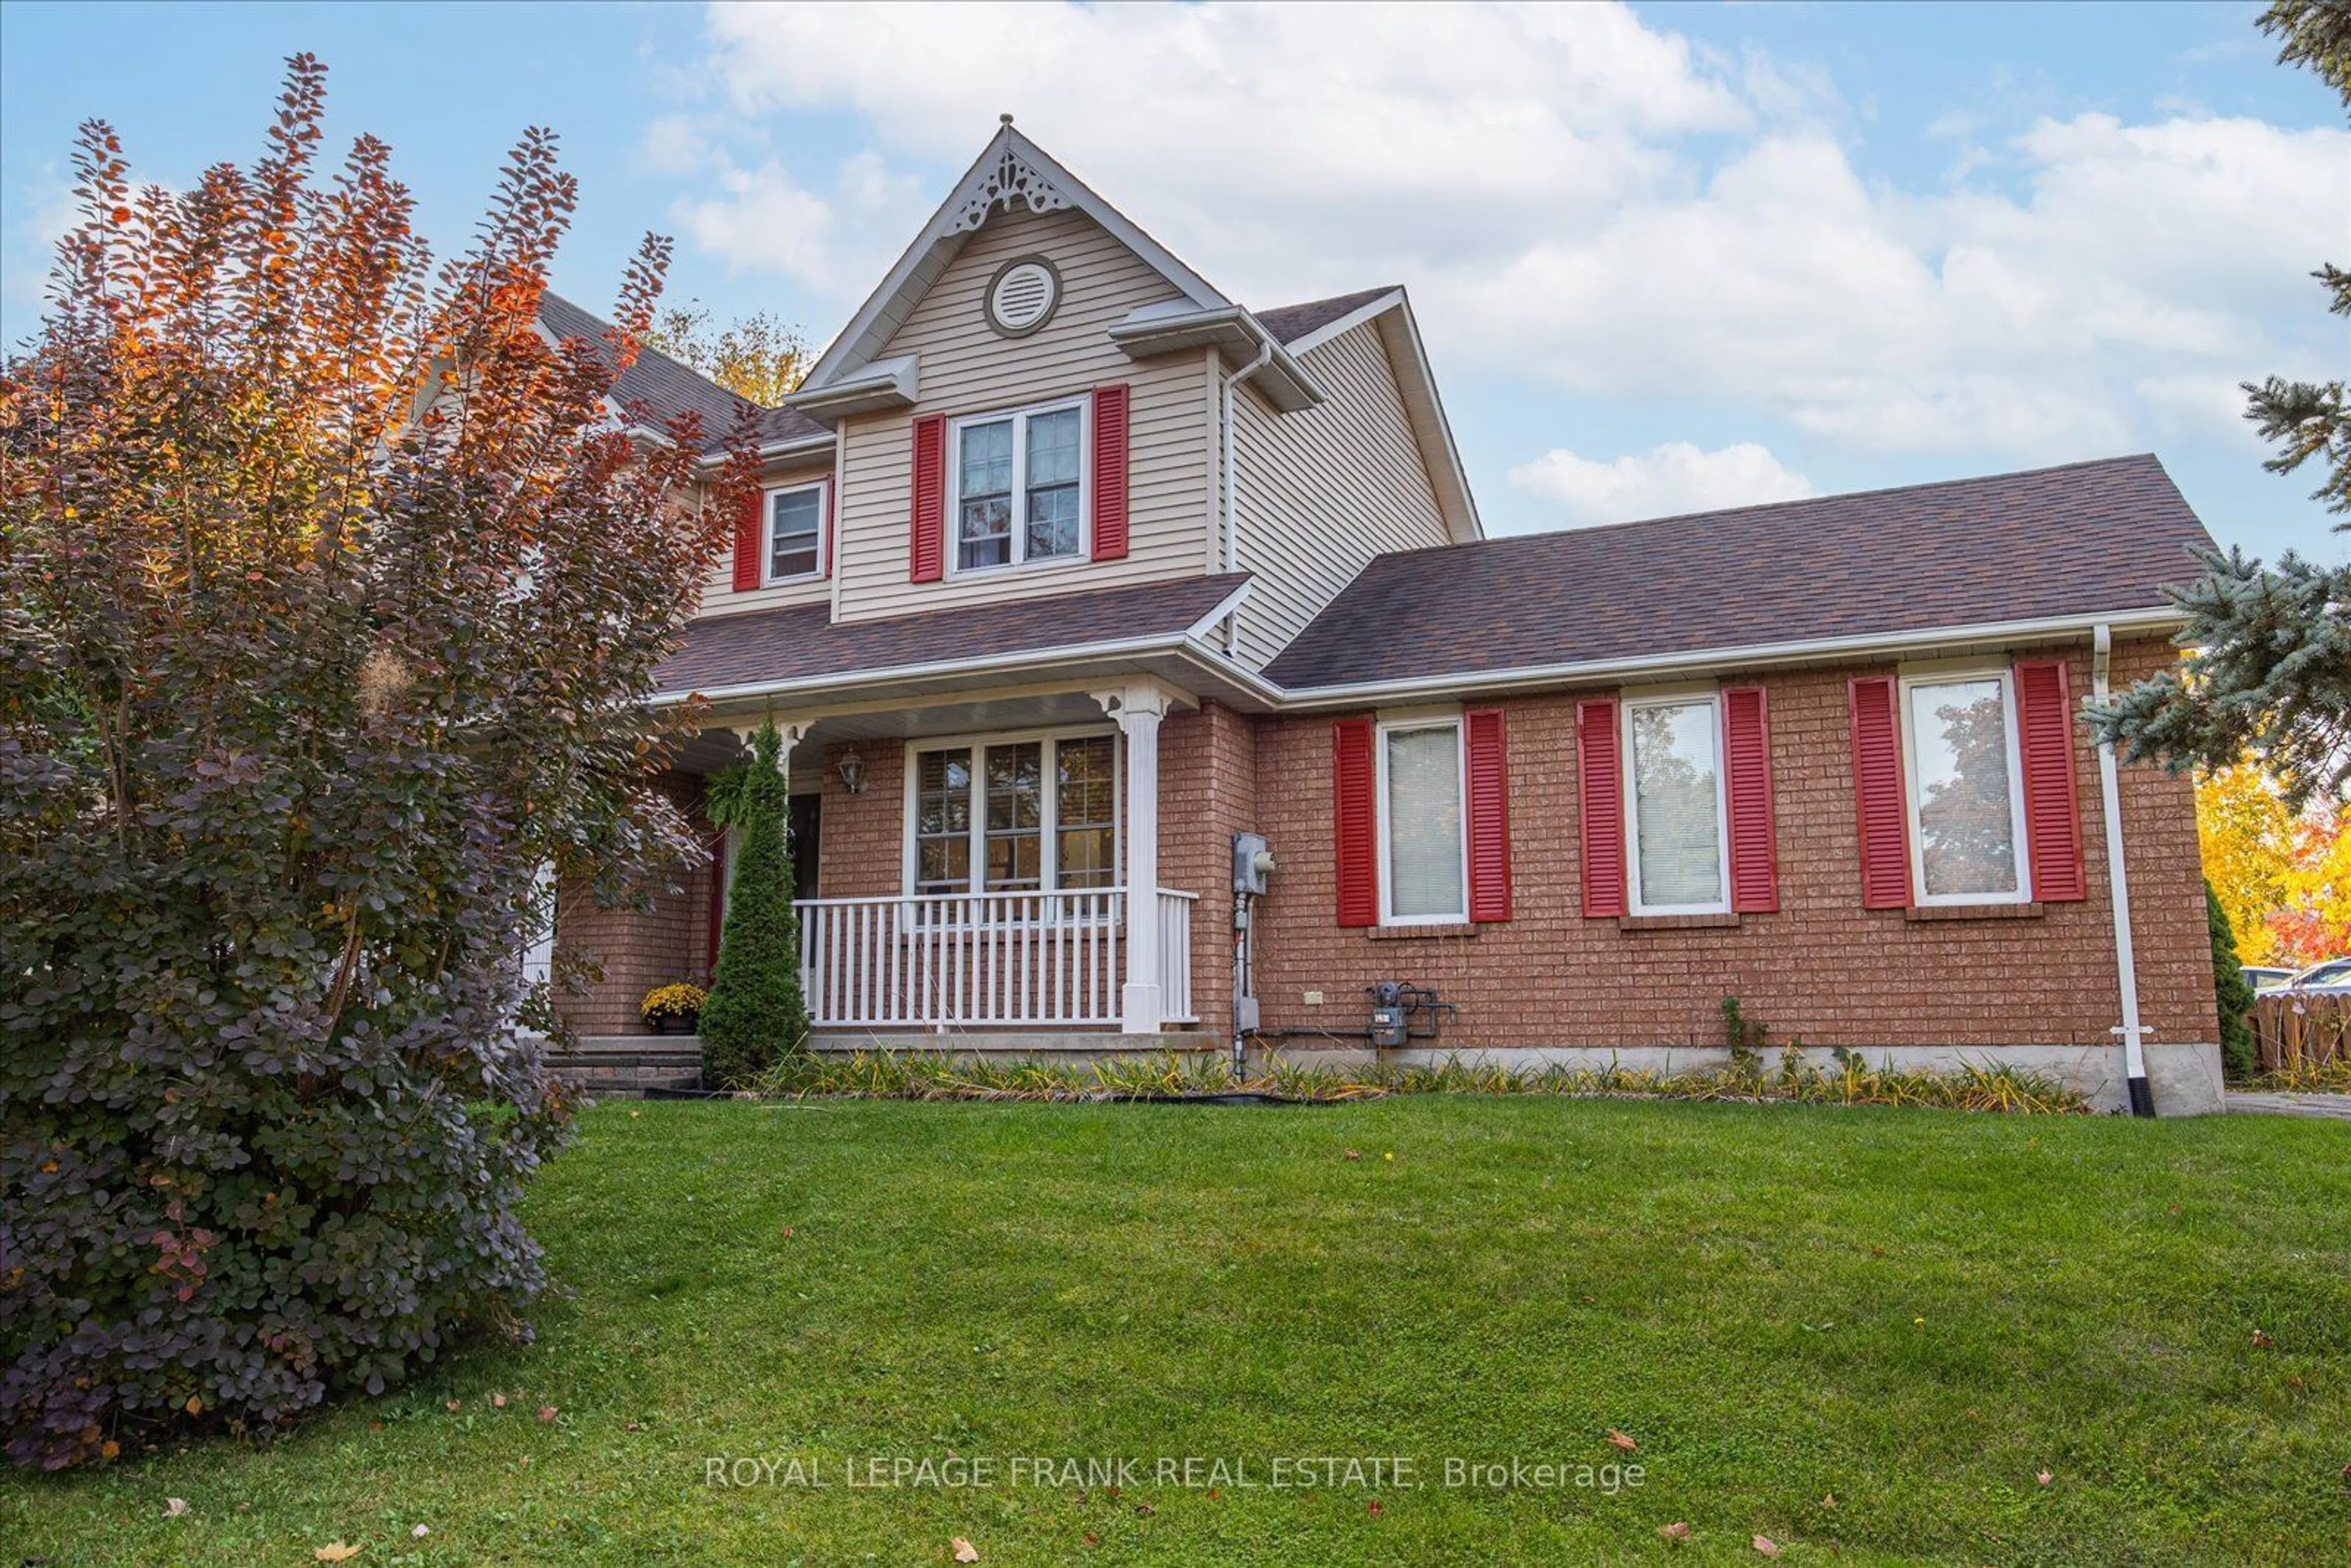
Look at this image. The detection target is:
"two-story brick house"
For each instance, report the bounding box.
[547,122,2224,1114]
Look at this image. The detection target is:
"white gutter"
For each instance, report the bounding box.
[2091,623,2156,1117]
[1261,604,2186,711]
[1220,328,1277,662]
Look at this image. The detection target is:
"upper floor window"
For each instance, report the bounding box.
[1624,692,1727,915]
[953,399,1086,573]
[765,481,825,582]
[1376,717,1466,924]
[1902,669,2029,904]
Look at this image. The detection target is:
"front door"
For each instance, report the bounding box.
[789,793,821,902]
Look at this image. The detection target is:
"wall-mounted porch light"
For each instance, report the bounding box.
[838,748,868,795]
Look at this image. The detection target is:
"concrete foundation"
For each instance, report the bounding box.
[1248,1040,2227,1116]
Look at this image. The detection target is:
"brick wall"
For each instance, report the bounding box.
[1245,636,2216,1051]
[1161,700,1260,1033]
[817,741,906,898]
[553,772,716,1036]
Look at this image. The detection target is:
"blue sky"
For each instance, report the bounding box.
[3,1,2343,562]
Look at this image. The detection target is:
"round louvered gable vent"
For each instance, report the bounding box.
[985,256,1060,337]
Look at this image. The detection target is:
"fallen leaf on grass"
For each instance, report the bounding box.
[1343,1150,1360,1161]
[2036,1469,2052,1487]
[1134,1501,1155,1517]
[100,1439,119,1460]
[2252,1330,2275,1349]
[951,1539,979,1564]
[1366,1499,1382,1517]
[536,1406,558,1424]
[2286,1375,2306,1391]
[492,1394,506,1408]
[445,1400,460,1412]
[625,1421,642,1433]
[315,1545,364,1564]
[1607,1429,1638,1452]
[1659,1521,1690,1542]
[1753,1536,1780,1558]
[1082,1532,1100,1547]
[411,1525,429,1539]
[164,1498,189,1517]
[1821,1493,1835,1507]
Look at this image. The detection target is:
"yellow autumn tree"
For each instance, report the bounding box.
[2197,763,2297,964]
[2199,760,2351,965]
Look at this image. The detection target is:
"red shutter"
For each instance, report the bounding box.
[2014,658,2087,901]
[1848,675,1910,909]
[1722,685,1779,913]
[1091,383,1130,561]
[1577,698,1625,918]
[909,413,946,583]
[731,487,762,592]
[1464,708,1512,923]
[1333,718,1378,928]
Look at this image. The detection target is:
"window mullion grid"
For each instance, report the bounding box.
[1008,412,1030,567]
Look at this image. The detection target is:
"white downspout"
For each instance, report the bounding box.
[1219,328,1275,662]
[2092,624,2155,1117]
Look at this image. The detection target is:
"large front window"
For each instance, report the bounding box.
[954,400,1085,572]
[1377,719,1466,923]
[910,732,1119,895]
[1902,671,2028,904]
[1624,693,1727,913]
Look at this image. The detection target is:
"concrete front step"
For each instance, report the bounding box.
[548,1034,703,1097]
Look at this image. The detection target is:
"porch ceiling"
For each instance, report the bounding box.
[675,686,1154,779]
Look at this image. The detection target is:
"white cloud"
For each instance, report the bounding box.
[668,1,2350,465]
[1509,441,1815,528]
[668,149,927,297]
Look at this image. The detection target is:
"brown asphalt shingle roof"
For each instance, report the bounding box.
[1264,454,2214,691]
[657,574,1251,697]
[538,292,830,455]
[1253,286,1399,346]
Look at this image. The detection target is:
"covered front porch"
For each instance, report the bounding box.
[662,670,1252,1045]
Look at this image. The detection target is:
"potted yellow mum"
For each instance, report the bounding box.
[639,982,708,1036]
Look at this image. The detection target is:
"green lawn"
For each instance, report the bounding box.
[7,1098,2349,1565]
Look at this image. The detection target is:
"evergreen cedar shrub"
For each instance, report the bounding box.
[699,721,811,1087]
[0,58,757,1469]
[2207,880,2260,1081]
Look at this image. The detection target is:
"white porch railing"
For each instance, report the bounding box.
[800,888,1198,1030]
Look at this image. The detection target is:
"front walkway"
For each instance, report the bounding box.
[2225,1091,2351,1120]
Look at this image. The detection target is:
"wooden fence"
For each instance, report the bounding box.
[2249,992,2351,1073]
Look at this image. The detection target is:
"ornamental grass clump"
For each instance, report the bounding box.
[0,58,756,1468]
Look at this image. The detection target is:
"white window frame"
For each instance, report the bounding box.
[1898,664,2032,907]
[1373,715,1469,927]
[762,478,827,585]
[1620,689,1731,917]
[899,725,1122,897]
[945,395,1091,577]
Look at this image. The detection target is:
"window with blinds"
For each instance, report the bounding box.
[1378,719,1466,923]
[909,732,1120,895]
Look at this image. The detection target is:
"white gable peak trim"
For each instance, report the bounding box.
[797,124,1232,399]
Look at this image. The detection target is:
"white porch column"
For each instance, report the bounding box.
[1093,682,1177,1033]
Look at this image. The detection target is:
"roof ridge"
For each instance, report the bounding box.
[540,290,771,414]
[1378,452,2169,561]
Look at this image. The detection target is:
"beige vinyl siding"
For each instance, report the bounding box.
[692,461,839,619]
[833,206,1215,624]
[1229,317,1448,664]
